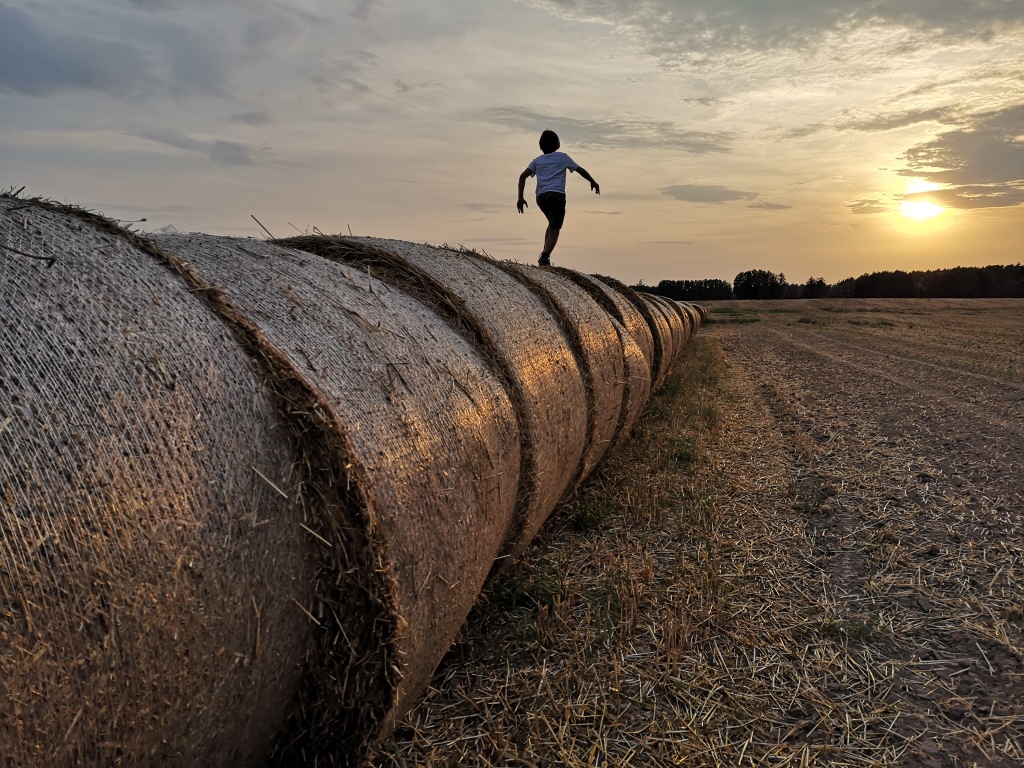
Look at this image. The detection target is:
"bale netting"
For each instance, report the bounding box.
[278,236,589,564]
[148,233,521,752]
[636,292,677,389]
[609,317,653,457]
[592,274,678,390]
[679,300,706,327]
[551,268,656,382]
[647,292,691,346]
[493,261,626,484]
[0,197,314,767]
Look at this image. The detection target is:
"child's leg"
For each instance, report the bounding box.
[544,225,560,255]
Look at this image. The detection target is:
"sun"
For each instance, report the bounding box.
[900,179,945,221]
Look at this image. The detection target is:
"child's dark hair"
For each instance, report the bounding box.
[539,130,560,154]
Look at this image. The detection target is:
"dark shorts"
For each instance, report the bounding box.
[536,191,567,230]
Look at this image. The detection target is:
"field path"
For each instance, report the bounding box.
[713,300,1024,767]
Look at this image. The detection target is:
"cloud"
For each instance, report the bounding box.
[0,4,150,97]
[848,198,888,214]
[661,185,758,203]
[682,97,724,107]
[394,78,442,93]
[133,129,257,165]
[489,107,733,153]
[351,0,383,22]
[0,3,230,98]
[899,104,1024,208]
[308,53,376,94]
[528,1,1024,59]
[229,110,272,125]
[904,184,1024,209]
[785,105,963,139]
[748,202,792,210]
[902,104,1024,184]
[839,105,962,132]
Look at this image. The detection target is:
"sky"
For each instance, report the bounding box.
[2,0,1022,285]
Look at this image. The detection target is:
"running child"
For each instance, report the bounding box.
[516,130,600,267]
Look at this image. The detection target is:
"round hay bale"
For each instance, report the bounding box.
[693,302,708,324]
[0,198,313,767]
[591,274,677,390]
[276,236,588,563]
[648,293,691,346]
[637,293,677,389]
[148,233,521,752]
[551,268,656,382]
[495,262,625,484]
[609,317,652,456]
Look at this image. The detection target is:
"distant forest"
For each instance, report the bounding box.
[635,264,1024,301]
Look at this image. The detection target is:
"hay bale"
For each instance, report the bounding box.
[148,234,521,752]
[646,292,693,371]
[496,262,625,483]
[609,317,653,456]
[648,293,691,346]
[637,293,677,389]
[276,236,588,563]
[590,274,679,391]
[0,198,313,767]
[551,268,656,382]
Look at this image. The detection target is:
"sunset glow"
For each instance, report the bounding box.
[2,1,1022,283]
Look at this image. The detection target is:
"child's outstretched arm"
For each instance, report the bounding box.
[573,166,601,195]
[517,168,534,213]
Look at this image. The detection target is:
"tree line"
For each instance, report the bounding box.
[635,264,1024,300]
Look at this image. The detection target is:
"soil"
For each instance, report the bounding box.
[711,298,1024,767]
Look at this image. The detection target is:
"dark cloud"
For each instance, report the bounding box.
[748,202,792,210]
[394,78,442,93]
[662,185,758,203]
[308,53,375,94]
[229,110,272,125]
[900,104,1024,209]
[848,199,887,214]
[0,3,227,98]
[133,129,256,165]
[840,105,962,132]
[530,1,1024,58]
[786,105,962,139]
[489,107,733,153]
[351,0,382,21]
[904,185,1024,209]
[0,4,149,96]
[683,96,724,107]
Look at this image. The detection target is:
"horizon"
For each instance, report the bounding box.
[2,0,1022,285]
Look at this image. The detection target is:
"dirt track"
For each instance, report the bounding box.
[711,299,1024,767]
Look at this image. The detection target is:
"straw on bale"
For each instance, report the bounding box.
[0,197,314,767]
[681,300,707,325]
[550,268,655,381]
[636,293,677,389]
[276,236,588,564]
[492,261,625,484]
[647,292,691,346]
[591,274,678,390]
[608,318,653,457]
[148,233,521,753]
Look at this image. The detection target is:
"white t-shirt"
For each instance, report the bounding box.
[528,151,579,196]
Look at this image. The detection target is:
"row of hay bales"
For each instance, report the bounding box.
[0,195,703,767]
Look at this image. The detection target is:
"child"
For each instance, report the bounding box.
[517,130,600,266]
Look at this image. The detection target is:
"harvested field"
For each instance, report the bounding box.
[372,298,1024,767]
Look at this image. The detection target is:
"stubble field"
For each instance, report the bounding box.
[372,299,1024,767]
